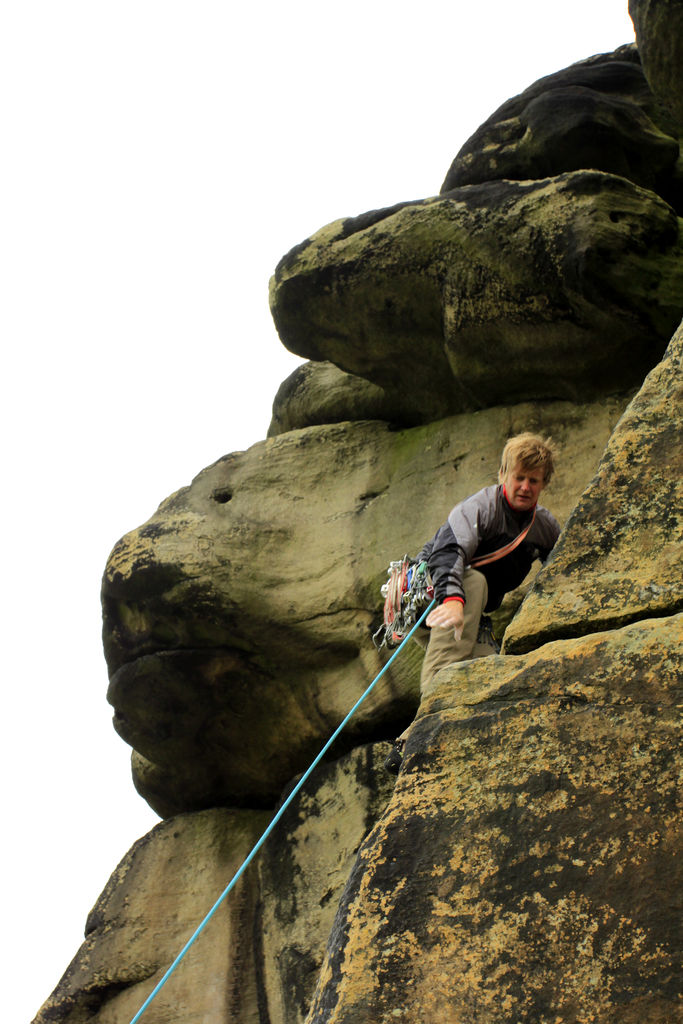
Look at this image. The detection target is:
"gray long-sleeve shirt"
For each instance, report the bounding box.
[419,484,560,611]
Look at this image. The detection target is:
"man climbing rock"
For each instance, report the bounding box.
[388,433,559,771]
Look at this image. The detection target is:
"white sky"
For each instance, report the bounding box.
[2,3,636,1020]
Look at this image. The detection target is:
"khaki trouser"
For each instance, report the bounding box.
[417,568,494,693]
[396,569,497,748]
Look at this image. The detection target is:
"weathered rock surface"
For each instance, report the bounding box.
[257,743,395,1024]
[34,744,394,1024]
[630,0,683,130]
[307,615,683,1024]
[270,171,683,425]
[504,317,683,654]
[441,46,682,209]
[103,395,626,816]
[268,361,401,436]
[34,808,269,1024]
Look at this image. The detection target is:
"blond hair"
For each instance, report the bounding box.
[499,433,555,484]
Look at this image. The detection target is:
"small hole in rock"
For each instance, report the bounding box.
[212,487,233,504]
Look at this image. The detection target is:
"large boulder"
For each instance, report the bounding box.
[267,360,401,436]
[34,744,395,1024]
[103,395,626,815]
[307,615,683,1024]
[504,317,683,654]
[441,46,682,209]
[270,171,683,426]
[630,0,683,130]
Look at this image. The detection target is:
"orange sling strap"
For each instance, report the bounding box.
[469,506,536,568]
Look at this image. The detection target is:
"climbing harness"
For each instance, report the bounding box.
[373,556,434,651]
[126,598,434,1024]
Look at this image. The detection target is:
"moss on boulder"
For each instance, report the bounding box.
[270,172,683,426]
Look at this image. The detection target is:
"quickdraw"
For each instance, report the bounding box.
[373,555,434,651]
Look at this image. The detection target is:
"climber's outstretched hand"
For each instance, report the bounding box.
[426,600,464,640]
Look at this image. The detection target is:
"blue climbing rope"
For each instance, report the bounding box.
[128,599,435,1024]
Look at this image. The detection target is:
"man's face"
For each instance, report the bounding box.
[503,462,546,511]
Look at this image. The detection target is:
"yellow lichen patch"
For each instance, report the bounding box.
[306,610,681,1023]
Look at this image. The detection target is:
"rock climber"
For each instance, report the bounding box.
[388,433,560,771]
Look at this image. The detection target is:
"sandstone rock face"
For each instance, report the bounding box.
[307,615,683,1024]
[34,745,394,1024]
[270,172,683,425]
[257,743,395,1024]
[103,396,626,816]
[34,808,269,1024]
[268,361,401,436]
[630,0,683,130]
[441,46,682,209]
[504,318,683,654]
